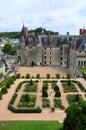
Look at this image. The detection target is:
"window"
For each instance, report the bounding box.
[60,62,62,65]
[44,51,46,55]
[44,56,46,59]
[81,61,83,67]
[50,61,51,64]
[60,47,63,50]
[44,61,46,64]
[78,61,80,67]
[44,47,46,50]
[50,56,51,60]
[84,61,86,67]
[50,52,51,55]
[60,57,63,60]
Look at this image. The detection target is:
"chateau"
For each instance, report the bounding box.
[18,26,86,78]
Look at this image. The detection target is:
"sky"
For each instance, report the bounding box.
[0,0,86,34]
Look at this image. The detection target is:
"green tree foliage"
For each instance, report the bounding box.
[1,86,8,94]
[26,74,30,79]
[36,74,40,79]
[66,73,71,79]
[2,42,17,55]
[47,74,50,79]
[0,32,20,38]
[0,91,2,99]
[63,102,86,130]
[56,74,60,79]
[29,79,33,85]
[67,79,71,86]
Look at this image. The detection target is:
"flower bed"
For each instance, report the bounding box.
[18,94,36,108]
[42,98,50,107]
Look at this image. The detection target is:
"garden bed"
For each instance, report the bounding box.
[62,80,78,93]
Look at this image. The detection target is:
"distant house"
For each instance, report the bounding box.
[5,55,18,68]
[0,62,5,75]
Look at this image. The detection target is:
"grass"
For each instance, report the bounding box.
[0,121,63,130]
[80,68,86,74]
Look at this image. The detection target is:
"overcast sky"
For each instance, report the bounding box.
[0,0,86,34]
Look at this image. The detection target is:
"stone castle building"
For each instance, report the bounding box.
[18,25,86,77]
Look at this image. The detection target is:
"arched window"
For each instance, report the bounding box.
[78,61,80,67]
[84,61,86,67]
[81,61,83,67]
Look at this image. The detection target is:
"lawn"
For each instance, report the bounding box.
[0,121,62,130]
[80,68,86,74]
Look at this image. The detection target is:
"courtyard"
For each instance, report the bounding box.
[0,67,86,121]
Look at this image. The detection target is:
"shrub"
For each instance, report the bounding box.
[5,81,12,88]
[1,87,8,94]
[67,79,71,86]
[24,83,37,92]
[26,74,30,79]
[21,76,24,78]
[42,83,48,91]
[0,91,2,99]
[55,91,61,97]
[0,73,3,78]
[50,107,55,112]
[36,74,40,79]
[16,82,23,92]
[16,73,21,78]
[54,98,65,109]
[42,98,50,107]
[54,85,59,91]
[42,90,48,97]
[66,73,71,79]
[29,79,33,85]
[56,74,60,79]
[46,74,50,79]
[8,105,42,113]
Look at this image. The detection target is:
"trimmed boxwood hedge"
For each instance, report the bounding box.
[43,80,57,83]
[72,80,85,92]
[8,90,42,113]
[8,105,42,113]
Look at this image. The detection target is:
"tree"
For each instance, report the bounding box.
[1,87,8,94]
[56,74,60,79]
[47,74,50,79]
[26,74,30,79]
[66,73,71,79]
[36,74,40,79]
[29,79,33,85]
[63,102,86,130]
[24,94,29,103]
[2,42,17,55]
[0,91,2,99]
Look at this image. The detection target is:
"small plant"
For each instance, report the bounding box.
[16,73,21,78]
[26,74,30,79]
[50,107,55,112]
[67,79,71,86]
[66,73,71,79]
[47,74,50,79]
[55,91,61,97]
[0,91,2,99]
[42,90,48,97]
[36,74,40,79]
[21,76,24,78]
[56,74,60,79]
[29,79,33,85]
[1,87,8,94]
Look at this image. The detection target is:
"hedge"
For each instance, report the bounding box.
[8,91,42,113]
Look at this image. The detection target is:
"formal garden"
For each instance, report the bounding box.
[0,73,83,114]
